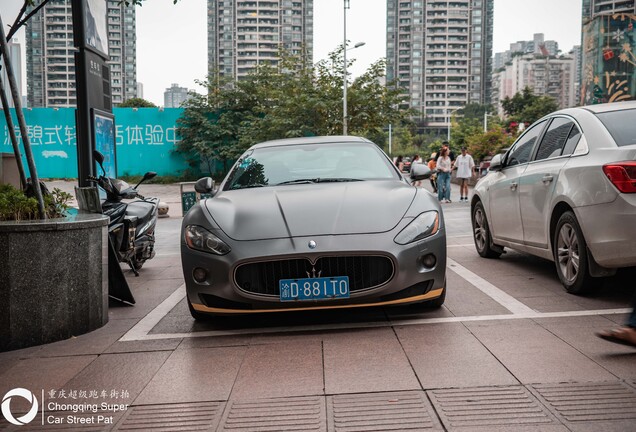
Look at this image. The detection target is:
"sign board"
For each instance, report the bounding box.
[92,108,116,178]
[72,0,109,59]
[180,182,214,213]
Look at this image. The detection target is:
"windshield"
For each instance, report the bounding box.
[595,109,636,147]
[224,142,399,190]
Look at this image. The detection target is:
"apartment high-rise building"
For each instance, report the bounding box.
[26,0,137,107]
[582,0,635,19]
[386,0,494,129]
[492,53,576,116]
[580,0,635,105]
[494,34,560,71]
[0,39,22,108]
[207,0,314,80]
[164,83,190,108]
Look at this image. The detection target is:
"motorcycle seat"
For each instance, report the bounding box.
[126,200,156,225]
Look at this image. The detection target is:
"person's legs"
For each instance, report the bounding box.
[437,175,444,201]
[596,290,636,347]
[628,291,636,328]
[443,174,451,201]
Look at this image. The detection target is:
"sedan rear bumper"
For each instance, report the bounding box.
[576,194,636,268]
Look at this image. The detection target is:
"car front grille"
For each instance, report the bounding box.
[234,255,395,296]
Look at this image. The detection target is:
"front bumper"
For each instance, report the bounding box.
[181,227,446,315]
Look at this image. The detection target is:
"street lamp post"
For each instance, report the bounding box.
[343,0,350,135]
[447,107,460,142]
[483,111,493,132]
[342,1,366,136]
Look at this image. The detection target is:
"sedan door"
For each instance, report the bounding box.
[519,117,581,249]
[489,120,548,243]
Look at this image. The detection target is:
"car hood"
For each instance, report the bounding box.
[205,181,416,241]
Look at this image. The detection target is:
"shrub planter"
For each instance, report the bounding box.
[0,213,109,352]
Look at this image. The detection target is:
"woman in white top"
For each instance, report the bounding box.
[436,148,452,203]
[453,147,475,202]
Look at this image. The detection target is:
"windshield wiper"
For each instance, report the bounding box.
[315,178,363,183]
[230,183,267,190]
[276,178,363,186]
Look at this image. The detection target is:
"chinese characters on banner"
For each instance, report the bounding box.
[0,108,189,177]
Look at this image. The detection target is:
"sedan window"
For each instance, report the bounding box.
[596,109,636,147]
[562,124,582,156]
[534,118,574,161]
[506,120,547,167]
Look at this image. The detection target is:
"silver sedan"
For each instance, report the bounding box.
[181,136,446,320]
[471,101,636,294]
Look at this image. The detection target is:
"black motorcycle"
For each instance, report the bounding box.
[89,150,159,276]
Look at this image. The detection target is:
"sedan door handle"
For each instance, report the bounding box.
[542,175,554,184]
[510,182,518,190]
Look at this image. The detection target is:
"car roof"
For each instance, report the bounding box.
[556,100,636,116]
[250,135,373,149]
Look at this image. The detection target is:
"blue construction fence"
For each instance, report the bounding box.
[0,107,192,178]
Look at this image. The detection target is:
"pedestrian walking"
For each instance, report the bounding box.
[395,155,404,172]
[439,141,455,163]
[427,153,438,193]
[436,148,452,203]
[410,154,422,187]
[596,294,636,348]
[453,147,475,202]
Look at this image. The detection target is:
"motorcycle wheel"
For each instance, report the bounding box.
[130,258,144,271]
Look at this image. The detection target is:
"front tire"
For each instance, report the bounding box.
[472,201,502,258]
[553,211,601,294]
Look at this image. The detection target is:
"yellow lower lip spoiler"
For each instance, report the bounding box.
[192,287,444,315]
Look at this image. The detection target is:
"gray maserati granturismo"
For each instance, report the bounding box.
[181,136,446,320]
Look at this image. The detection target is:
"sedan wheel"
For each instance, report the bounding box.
[472,201,502,258]
[553,211,602,294]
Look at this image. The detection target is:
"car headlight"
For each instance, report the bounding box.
[184,225,231,255]
[394,211,440,245]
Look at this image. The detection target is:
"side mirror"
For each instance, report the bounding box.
[134,171,157,189]
[194,177,214,194]
[143,171,157,181]
[410,164,432,181]
[93,150,105,174]
[489,153,503,172]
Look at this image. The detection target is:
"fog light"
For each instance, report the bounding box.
[421,254,436,268]
[193,267,208,283]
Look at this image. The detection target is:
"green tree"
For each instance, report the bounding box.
[501,87,559,125]
[465,126,515,162]
[176,49,411,175]
[118,97,157,108]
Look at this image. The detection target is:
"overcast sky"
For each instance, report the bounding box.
[2,0,582,106]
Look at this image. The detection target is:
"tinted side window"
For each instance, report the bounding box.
[507,121,546,167]
[596,109,636,147]
[534,118,573,161]
[562,124,581,156]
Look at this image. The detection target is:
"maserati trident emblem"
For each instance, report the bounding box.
[306,266,322,279]
[308,240,317,249]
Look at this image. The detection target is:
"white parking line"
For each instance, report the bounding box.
[119,285,186,341]
[447,258,536,314]
[118,283,629,341]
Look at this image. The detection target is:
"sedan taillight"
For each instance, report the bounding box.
[602,162,636,193]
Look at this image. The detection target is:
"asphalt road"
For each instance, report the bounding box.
[2,179,634,431]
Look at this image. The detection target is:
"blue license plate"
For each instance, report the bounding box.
[279,276,350,302]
